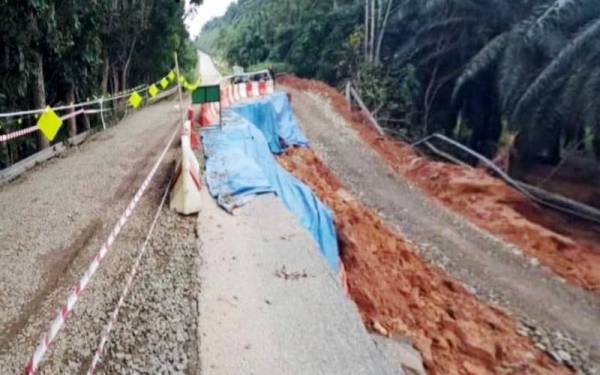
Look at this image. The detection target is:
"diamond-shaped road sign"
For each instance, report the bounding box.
[129,91,143,108]
[160,78,169,89]
[37,106,63,142]
[149,84,159,98]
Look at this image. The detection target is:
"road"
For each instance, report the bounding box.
[194,54,413,374]
[283,84,600,372]
[0,96,204,373]
[0,53,419,373]
[198,51,222,85]
[196,191,399,374]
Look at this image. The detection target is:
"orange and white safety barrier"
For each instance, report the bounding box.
[190,102,220,127]
[219,79,274,109]
[169,121,202,215]
[189,76,276,128]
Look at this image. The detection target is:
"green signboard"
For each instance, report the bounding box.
[192,85,220,104]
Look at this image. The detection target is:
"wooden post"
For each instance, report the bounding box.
[32,51,49,150]
[81,111,91,131]
[66,86,77,137]
[99,98,107,131]
[349,84,385,136]
[345,82,352,111]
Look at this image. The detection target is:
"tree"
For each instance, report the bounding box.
[196,0,600,166]
[0,0,200,166]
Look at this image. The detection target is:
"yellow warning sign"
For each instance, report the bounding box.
[129,91,142,108]
[168,70,176,81]
[185,79,201,91]
[37,106,63,142]
[160,78,169,89]
[149,84,159,98]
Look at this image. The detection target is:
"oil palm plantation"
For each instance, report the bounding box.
[390,0,600,163]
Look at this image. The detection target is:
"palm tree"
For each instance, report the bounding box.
[391,0,600,163]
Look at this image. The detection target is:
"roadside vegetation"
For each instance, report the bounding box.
[0,0,201,168]
[197,0,600,182]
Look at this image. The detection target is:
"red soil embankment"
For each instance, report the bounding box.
[278,147,569,374]
[279,75,600,293]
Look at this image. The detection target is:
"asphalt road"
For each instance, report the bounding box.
[196,191,399,374]
[198,51,222,85]
[195,54,407,374]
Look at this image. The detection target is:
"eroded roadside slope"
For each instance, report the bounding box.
[279,77,600,373]
[280,75,600,293]
[278,147,569,374]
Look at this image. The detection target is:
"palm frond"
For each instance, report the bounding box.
[511,16,600,127]
[452,32,509,103]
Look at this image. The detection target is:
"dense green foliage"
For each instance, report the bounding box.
[197,0,600,166]
[0,0,200,168]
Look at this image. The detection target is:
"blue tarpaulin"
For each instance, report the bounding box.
[202,94,339,272]
[231,92,309,153]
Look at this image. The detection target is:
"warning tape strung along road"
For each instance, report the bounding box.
[86,171,174,374]
[24,124,180,375]
[0,81,183,144]
[0,109,102,142]
[2,69,189,120]
[0,125,39,142]
[0,85,148,119]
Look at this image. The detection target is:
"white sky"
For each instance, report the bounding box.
[185,0,237,39]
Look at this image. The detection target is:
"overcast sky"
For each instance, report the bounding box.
[185,0,237,39]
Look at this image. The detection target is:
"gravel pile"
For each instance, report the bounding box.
[97,211,201,374]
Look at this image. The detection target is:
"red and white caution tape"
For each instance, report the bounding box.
[1,109,99,143]
[24,124,179,375]
[86,170,174,374]
[0,85,147,119]
[60,109,86,121]
[0,125,39,142]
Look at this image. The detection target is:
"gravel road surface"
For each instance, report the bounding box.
[0,97,201,373]
[283,85,600,374]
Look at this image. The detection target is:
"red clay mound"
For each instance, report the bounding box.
[278,147,570,375]
[279,75,600,293]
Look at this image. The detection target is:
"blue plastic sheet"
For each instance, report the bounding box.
[231,92,309,153]
[202,96,339,272]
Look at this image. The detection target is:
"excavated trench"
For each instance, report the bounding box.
[279,75,600,294]
[277,147,570,374]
